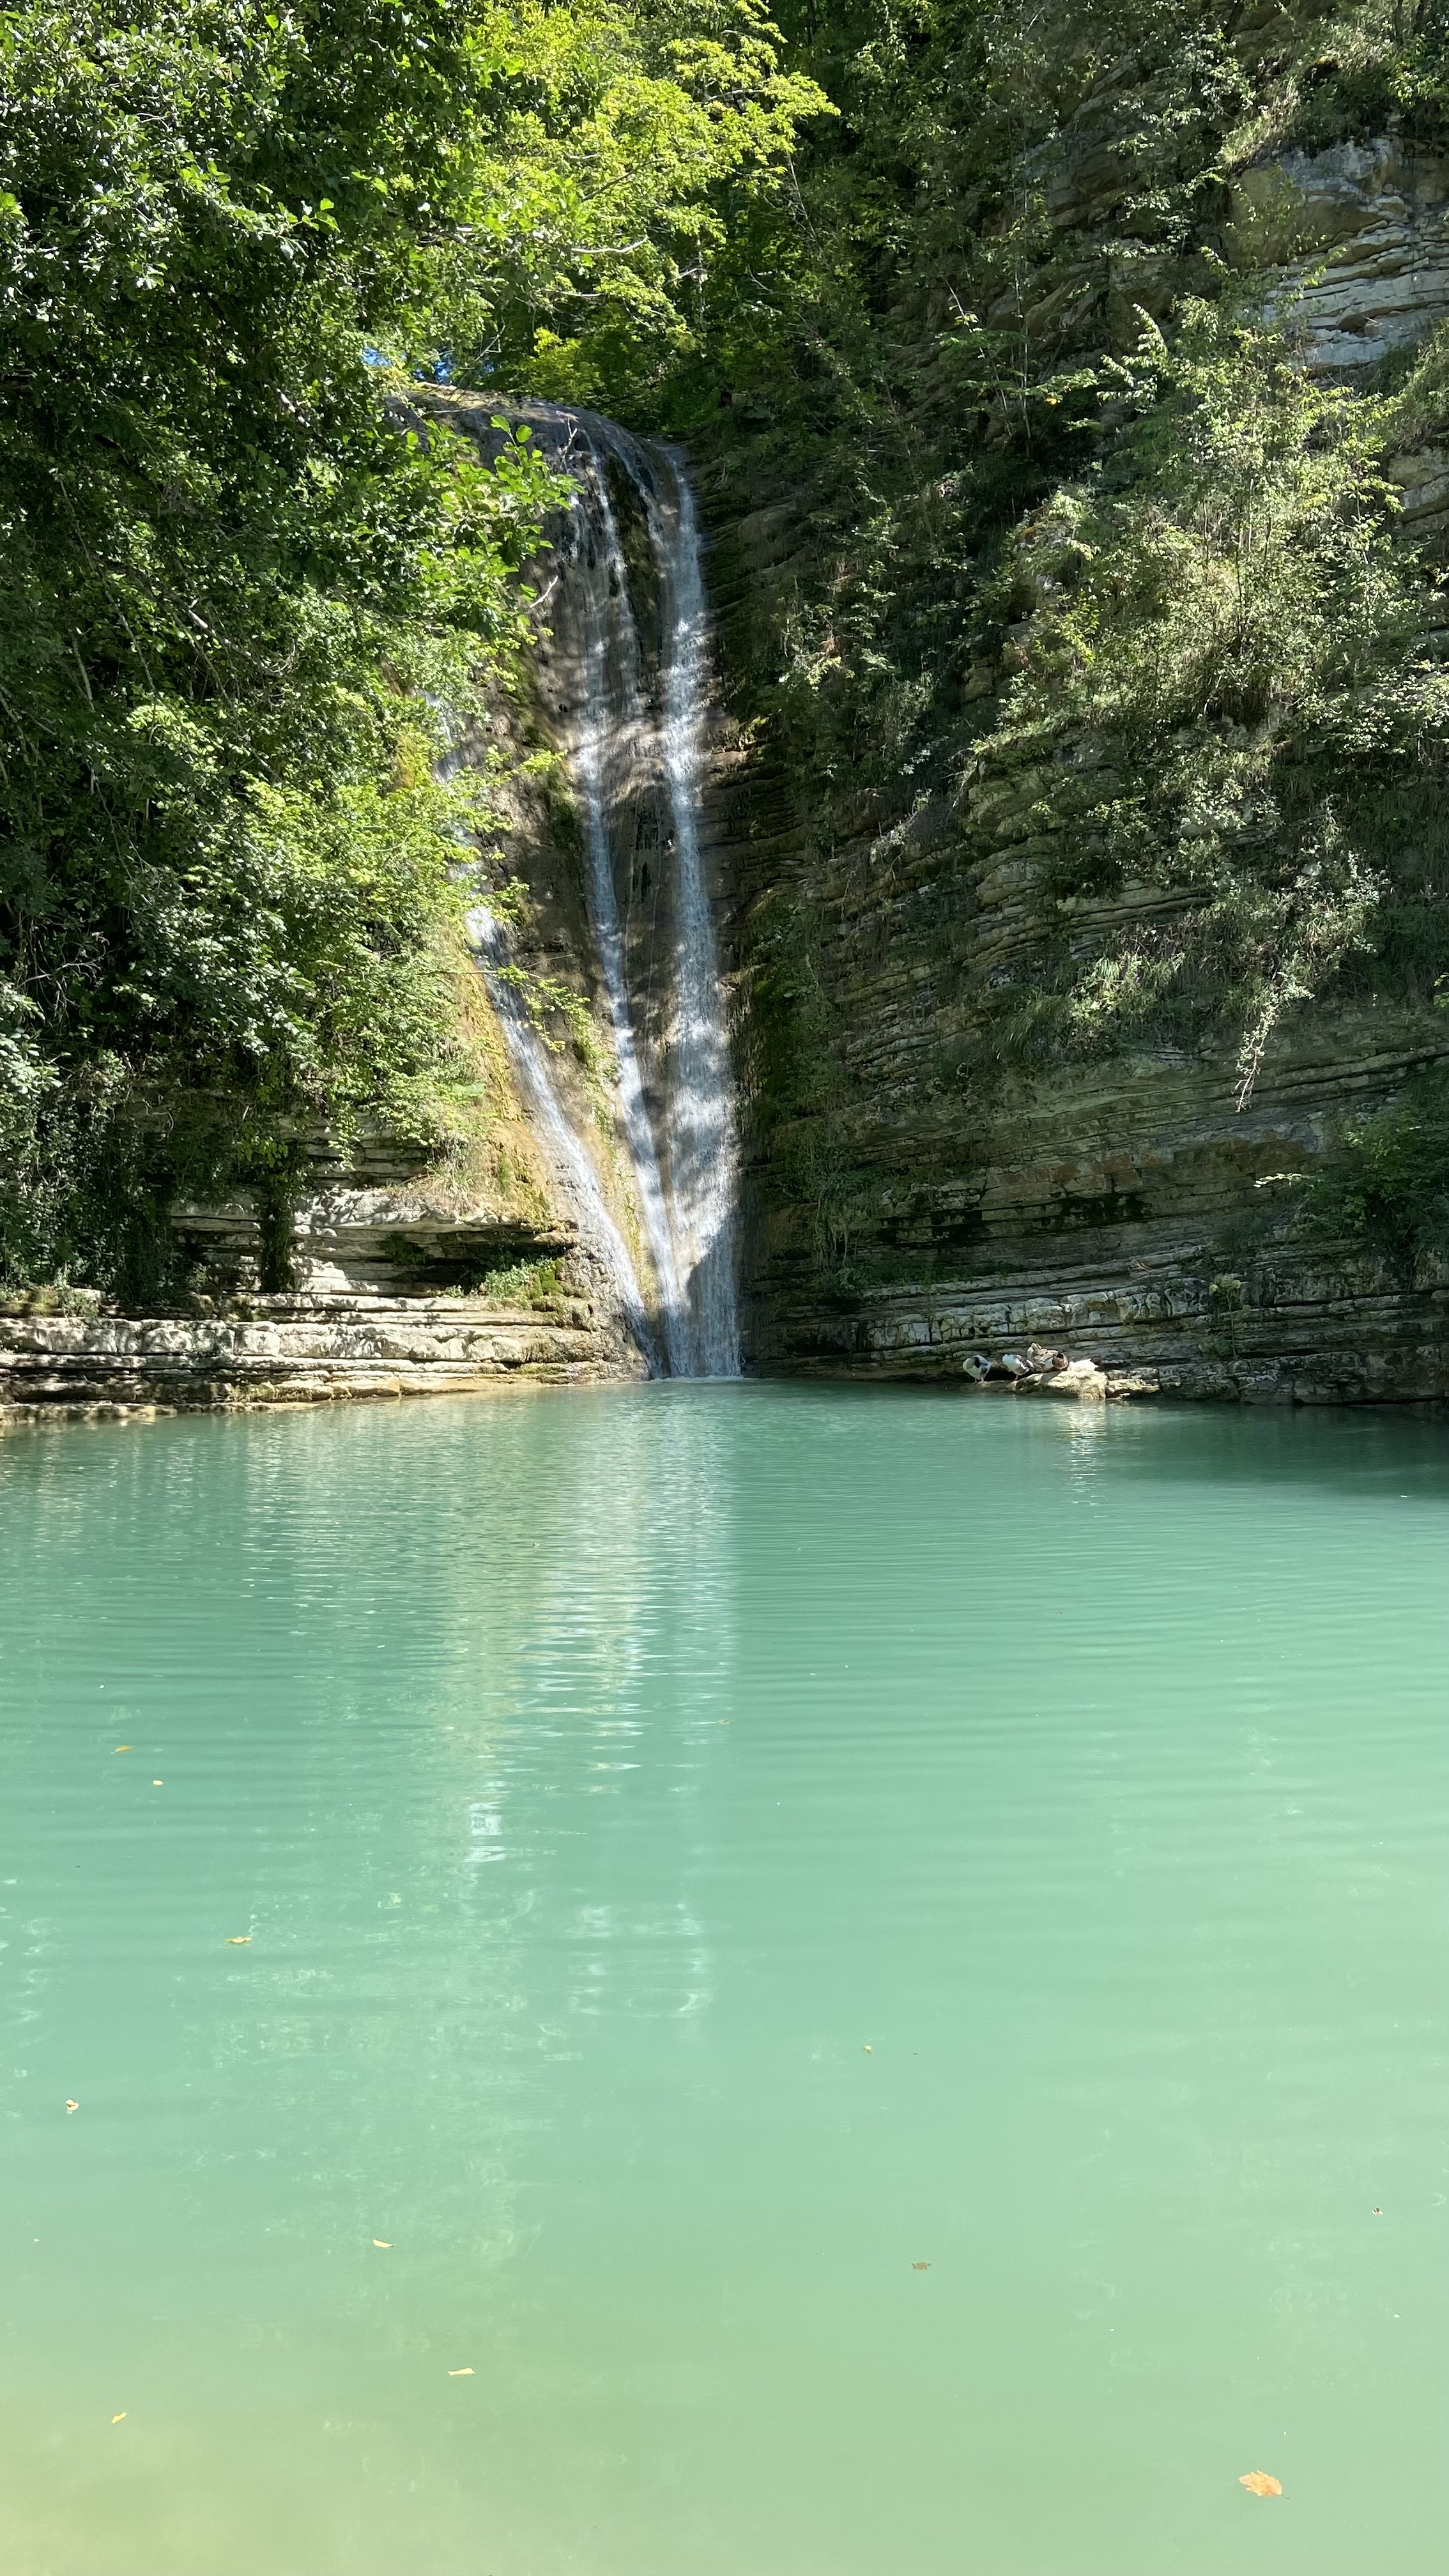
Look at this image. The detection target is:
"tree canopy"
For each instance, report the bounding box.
[0,0,822,1290]
[12,0,1449,1298]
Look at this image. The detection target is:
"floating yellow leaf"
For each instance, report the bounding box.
[373,2239,392,2249]
[65,2099,79,2114]
[114,1745,133,1754]
[152,1779,163,1787]
[1239,2472,1282,2497]
[448,2368,474,2377]
[912,2261,930,2271]
[227,1936,251,1945]
[111,2413,126,2425]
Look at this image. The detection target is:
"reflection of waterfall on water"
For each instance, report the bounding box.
[549,412,742,1379]
[446,1385,740,2022]
[466,901,658,1372]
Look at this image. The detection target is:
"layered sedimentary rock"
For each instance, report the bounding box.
[0,1289,638,1422]
[718,733,1449,1398]
[171,1125,575,1299]
[1228,136,1449,373]
[693,130,1449,1401]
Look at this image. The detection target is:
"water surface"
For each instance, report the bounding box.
[1,1385,1446,2573]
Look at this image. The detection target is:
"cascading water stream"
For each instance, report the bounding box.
[548,412,741,1378]
[564,455,694,1376]
[466,901,659,1371]
[654,457,740,1378]
[459,398,740,1378]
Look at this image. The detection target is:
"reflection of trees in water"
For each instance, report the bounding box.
[1,1392,739,2299]
[243,1395,735,2257]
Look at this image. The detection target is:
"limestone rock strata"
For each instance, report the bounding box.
[765,1239,1449,1405]
[1227,137,1449,372]
[171,1114,574,1300]
[691,145,1449,1406]
[176,1181,574,1298]
[0,1294,641,1422]
[733,769,1449,1397]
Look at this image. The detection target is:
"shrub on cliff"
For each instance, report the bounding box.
[696,0,1449,1273]
[976,300,1449,1098]
[1298,1068,1449,1284]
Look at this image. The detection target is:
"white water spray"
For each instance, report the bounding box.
[563,456,694,1374]
[466,902,659,1372]
[656,456,741,1378]
[547,412,742,1377]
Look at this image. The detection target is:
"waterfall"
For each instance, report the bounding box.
[465,902,661,1374]
[656,463,741,1379]
[567,453,693,1376]
[541,410,742,1379]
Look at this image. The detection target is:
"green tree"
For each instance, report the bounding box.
[0,0,820,1293]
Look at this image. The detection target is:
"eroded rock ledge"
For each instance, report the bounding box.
[758,1236,1449,1406]
[0,1293,642,1425]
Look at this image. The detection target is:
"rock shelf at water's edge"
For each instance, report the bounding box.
[0,1294,641,1423]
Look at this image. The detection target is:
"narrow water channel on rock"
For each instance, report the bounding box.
[1,1387,1445,2575]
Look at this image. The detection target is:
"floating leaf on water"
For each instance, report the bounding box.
[65,2099,79,2113]
[863,2044,872,2053]
[912,2261,930,2271]
[448,2368,474,2377]
[373,2239,392,2249]
[227,1936,252,1945]
[1239,2472,1282,2497]
[152,1779,163,1787]
[111,2413,126,2424]
[114,1745,133,1754]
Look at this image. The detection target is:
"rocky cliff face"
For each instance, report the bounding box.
[1229,135,1449,374]
[693,125,1449,1401]
[0,1290,632,1422]
[33,99,1449,1419]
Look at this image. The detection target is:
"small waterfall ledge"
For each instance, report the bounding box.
[467,404,742,1381]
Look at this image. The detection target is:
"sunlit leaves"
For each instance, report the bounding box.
[0,0,820,1291]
